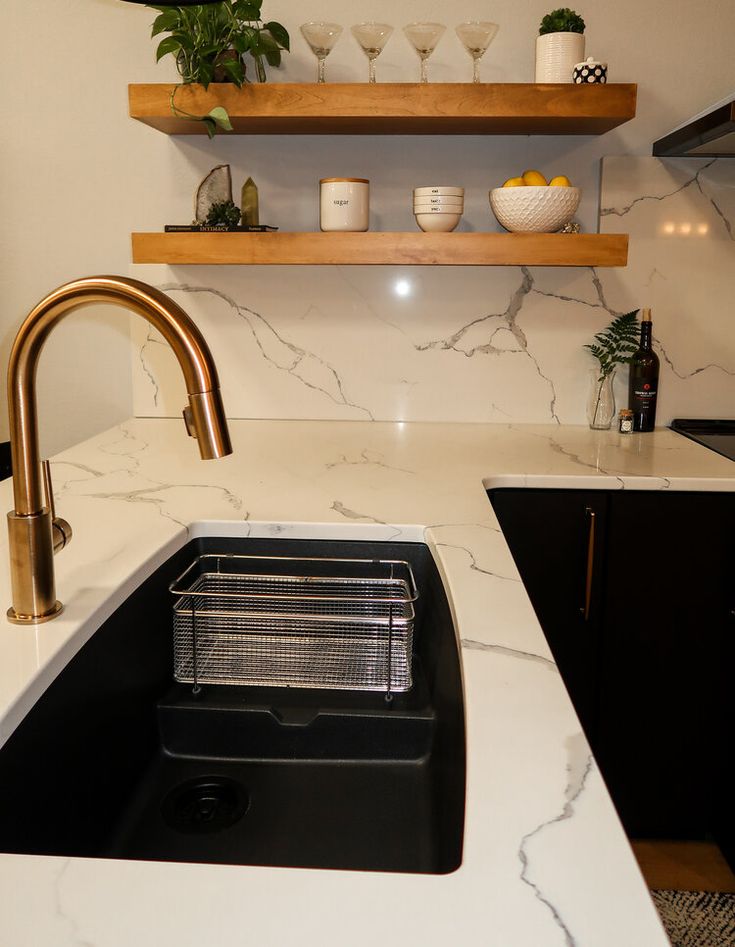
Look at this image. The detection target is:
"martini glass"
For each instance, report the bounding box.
[403,22,446,83]
[351,22,394,83]
[300,22,343,83]
[455,21,499,83]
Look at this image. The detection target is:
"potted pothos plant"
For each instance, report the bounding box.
[535,8,585,83]
[148,0,289,136]
[584,311,639,430]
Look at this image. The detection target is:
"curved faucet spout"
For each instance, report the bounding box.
[6,275,232,623]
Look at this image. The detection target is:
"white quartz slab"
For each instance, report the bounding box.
[128,157,735,429]
[2,418,730,946]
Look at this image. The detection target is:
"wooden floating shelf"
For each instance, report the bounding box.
[131,232,629,267]
[129,82,637,136]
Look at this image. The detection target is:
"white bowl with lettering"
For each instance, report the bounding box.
[413,196,464,209]
[414,185,464,198]
[489,185,580,233]
[413,204,464,215]
[415,211,462,232]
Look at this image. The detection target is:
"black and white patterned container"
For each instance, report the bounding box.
[573,57,608,83]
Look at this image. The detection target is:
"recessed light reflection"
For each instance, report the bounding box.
[661,221,709,237]
[394,279,412,297]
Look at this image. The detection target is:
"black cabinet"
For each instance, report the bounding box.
[489,490,608,739]
[489,487,735,846]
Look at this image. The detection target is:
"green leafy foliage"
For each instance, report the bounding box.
[147,0,289,88]
[201,106,234,138]
[584,311,640,379]
[207,106,233,130]
[539,8,586,34]
[205,200,242,227]
[167,85,234,137]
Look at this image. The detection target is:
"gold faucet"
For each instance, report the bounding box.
[6,276,232,624]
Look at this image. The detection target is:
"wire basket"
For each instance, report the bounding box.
[169,553,418,694]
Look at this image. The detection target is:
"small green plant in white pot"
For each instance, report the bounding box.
[535,8,585,83]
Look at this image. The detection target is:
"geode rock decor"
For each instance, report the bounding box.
[195,165,233,223]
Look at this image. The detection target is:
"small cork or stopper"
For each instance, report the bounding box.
[641,307,652,321]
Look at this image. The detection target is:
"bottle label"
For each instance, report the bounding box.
[631,383,658,431]
[632,383,657,403]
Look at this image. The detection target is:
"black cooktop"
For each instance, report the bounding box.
[670,419,735,462]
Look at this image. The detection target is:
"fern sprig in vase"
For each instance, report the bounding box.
[584,311,639,429]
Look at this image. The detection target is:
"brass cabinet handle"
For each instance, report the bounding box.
[581,507,596,621]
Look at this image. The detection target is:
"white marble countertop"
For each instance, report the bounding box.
[1,418,732,947]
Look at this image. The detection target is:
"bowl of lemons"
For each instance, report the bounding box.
[489,170,580,233]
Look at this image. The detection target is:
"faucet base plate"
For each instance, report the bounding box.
[7,601,63,625]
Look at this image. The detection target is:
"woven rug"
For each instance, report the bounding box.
[651,890,735,946]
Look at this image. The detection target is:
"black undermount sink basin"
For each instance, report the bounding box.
[0,537,465,874]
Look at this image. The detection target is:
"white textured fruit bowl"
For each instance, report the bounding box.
[489,186,580,233]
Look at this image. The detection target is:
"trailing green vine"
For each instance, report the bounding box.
[168,86,233,139]
[148,0,289,136]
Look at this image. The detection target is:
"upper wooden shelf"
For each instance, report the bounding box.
[128,82,637,136]
[131,232,628,267]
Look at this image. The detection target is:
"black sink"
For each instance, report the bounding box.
[0,537,465,874]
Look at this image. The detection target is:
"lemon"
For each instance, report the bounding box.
[549,175,572,187]
[522,169,547,186]
[502,177,525,188]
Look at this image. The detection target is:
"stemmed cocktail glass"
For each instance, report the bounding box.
[403,22,446,83]
[300,22,343,83]
[351,22,394,83]
[455,21,499,83]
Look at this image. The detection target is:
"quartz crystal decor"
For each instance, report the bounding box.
[131,158,735,427]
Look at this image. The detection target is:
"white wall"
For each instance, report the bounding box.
[1,0,734,451]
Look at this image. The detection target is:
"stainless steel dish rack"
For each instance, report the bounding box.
[169,553,418,694]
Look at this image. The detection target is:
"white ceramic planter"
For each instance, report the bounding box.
[535,32,585,83]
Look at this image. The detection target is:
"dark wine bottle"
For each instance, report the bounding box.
[628,308,660,432]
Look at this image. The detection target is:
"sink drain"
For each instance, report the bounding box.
[162,777,248,834]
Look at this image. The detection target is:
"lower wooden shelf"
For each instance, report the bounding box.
[131,232,628,267]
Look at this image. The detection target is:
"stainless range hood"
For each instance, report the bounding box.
[653,96,735,157]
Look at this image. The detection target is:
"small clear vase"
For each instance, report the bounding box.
[587,370,616,430]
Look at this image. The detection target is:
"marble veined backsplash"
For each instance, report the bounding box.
[130,157,734,425]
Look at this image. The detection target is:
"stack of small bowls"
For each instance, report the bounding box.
[413,186,464,233]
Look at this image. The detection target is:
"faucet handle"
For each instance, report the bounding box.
[182,405,197,439]
[42,460,72,553]
[41,461,57,519]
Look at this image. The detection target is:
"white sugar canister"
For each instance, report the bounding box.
[320,178,370,232]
